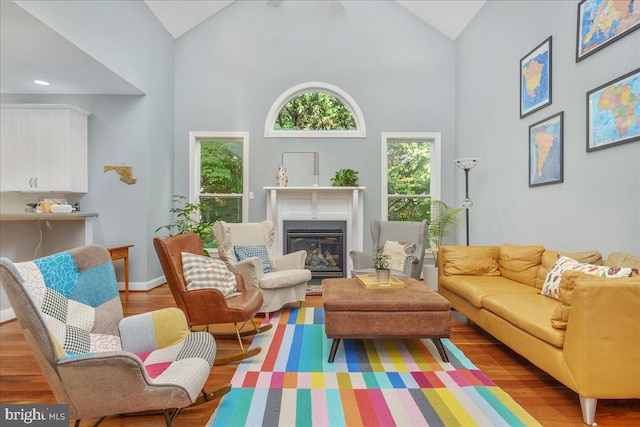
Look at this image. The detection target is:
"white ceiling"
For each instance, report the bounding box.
[0,0,144,95]
[145,0,486,40]
[1,0,485,96]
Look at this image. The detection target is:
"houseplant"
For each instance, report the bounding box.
[330,168,359,187]
[424,200,463,290]
[155,195,214,252]
[373,246,391,283]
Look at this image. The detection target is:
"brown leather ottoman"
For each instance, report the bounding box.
[322,277,451,363]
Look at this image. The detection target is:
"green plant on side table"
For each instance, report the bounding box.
[330,168,359,186]
[373,246,391,284]
[155,195,214,254]
[425,200,463,290]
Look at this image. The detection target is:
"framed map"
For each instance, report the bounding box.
[520,37,552,118]
[587,68,640,152]
[576,0,640,62]
[529,112,563,187]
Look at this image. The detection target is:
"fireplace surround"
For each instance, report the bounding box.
[264,186,364,278]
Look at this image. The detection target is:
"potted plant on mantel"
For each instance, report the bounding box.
[373,246,391,284]
[330,168,359,187]
[425,200,463,291]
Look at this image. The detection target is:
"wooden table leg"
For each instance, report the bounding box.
[328,338,341,363]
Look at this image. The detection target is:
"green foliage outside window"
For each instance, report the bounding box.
[275,92,356,130]
[387,141,432,221]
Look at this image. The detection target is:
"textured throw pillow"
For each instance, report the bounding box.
[383,240,416,271]
[498,244,545,286]
[550,270,640,329]
[541,255,635,300]
[536,250,603,289]
[181,252,239,298]
[441,246,500,276]
[234,245,273,273]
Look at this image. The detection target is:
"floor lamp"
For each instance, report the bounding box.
[454,157,479,246]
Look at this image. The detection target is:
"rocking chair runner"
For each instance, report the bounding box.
[153,233,272,356]
[0,245,230,427]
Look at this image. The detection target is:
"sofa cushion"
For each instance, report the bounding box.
[439,275,536,308]
[482,292,565,348]
[536,250,603,289]
[541,256,635,300]
[551,270,640,329]
[383,240,416,271]
[604,252,640,273]
[440,246,500,276]
[498,244,544,287]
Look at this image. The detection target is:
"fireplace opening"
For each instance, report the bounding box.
[284,221,347,284]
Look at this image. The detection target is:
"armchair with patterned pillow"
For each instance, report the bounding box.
[349,219,429,280]
[213,220,311,315]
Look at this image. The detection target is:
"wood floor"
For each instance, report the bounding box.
[1,285,638,427]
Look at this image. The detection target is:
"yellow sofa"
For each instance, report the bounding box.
[437,244,640,426]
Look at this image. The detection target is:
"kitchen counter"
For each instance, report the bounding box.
[0,212,98,221]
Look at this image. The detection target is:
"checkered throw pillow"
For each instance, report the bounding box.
[181,252,239,298]
[234,245,273,273]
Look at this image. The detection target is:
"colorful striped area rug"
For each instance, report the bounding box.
[208,307,541,427]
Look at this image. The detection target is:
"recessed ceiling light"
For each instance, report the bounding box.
[33,80,50,86]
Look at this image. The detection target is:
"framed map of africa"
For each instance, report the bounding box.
[576,0,640,62]
[529,112,563,187]
[587,68,640,152]
[520,37,552,118]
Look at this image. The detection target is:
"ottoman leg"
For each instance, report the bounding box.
[432,338,449,362]
[328,339,341,363]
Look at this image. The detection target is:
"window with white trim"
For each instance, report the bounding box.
[264,82,366,138]
[382,133,441,222]
[189,132,249,247]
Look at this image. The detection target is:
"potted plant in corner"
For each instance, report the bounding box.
[424,200,463,291]
[374,246,391,284]
[330,168,359,187]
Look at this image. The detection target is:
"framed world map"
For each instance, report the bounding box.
[587,68,640,152]
[576,0,640,62]
[529,112,563,187]
[520,37,552,118]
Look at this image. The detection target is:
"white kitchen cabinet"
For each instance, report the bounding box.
[1,104,90,193]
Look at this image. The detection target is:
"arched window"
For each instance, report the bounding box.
[264,82,366,138]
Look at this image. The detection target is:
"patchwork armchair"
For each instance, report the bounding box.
[213,220,311,315]
[154,233,271,356]
[0,245,230,426]
[350,219,429,280]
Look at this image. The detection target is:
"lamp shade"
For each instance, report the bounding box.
[454,157,479,170]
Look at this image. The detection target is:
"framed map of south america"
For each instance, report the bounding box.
[576,0,640,62]
[529,112,563,187]
[520,37,552,119]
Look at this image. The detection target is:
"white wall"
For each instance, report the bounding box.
[455,1,640,256]
[174,0,458,254]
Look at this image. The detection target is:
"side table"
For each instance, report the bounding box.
[107,245,134,297]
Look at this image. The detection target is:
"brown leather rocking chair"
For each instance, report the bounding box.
[154,233,272,360]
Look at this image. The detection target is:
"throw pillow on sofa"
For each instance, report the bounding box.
[440,246,500,276]
[383,240,416,271]
[234,245,273,273]
[551,270,640,329]
[498,244,545,286]
[541,255,635,300]
[535,249,603,289]
[181,252,240,298]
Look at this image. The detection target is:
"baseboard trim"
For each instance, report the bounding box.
[1,307,16,324]
[1,276,167,324]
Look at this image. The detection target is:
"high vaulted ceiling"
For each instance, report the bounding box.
[0,0,485,95]
[144,0,486,40]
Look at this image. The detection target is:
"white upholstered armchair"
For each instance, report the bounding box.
[213,220,311,314]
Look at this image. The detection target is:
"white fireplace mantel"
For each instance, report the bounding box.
[264,186,365,275]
